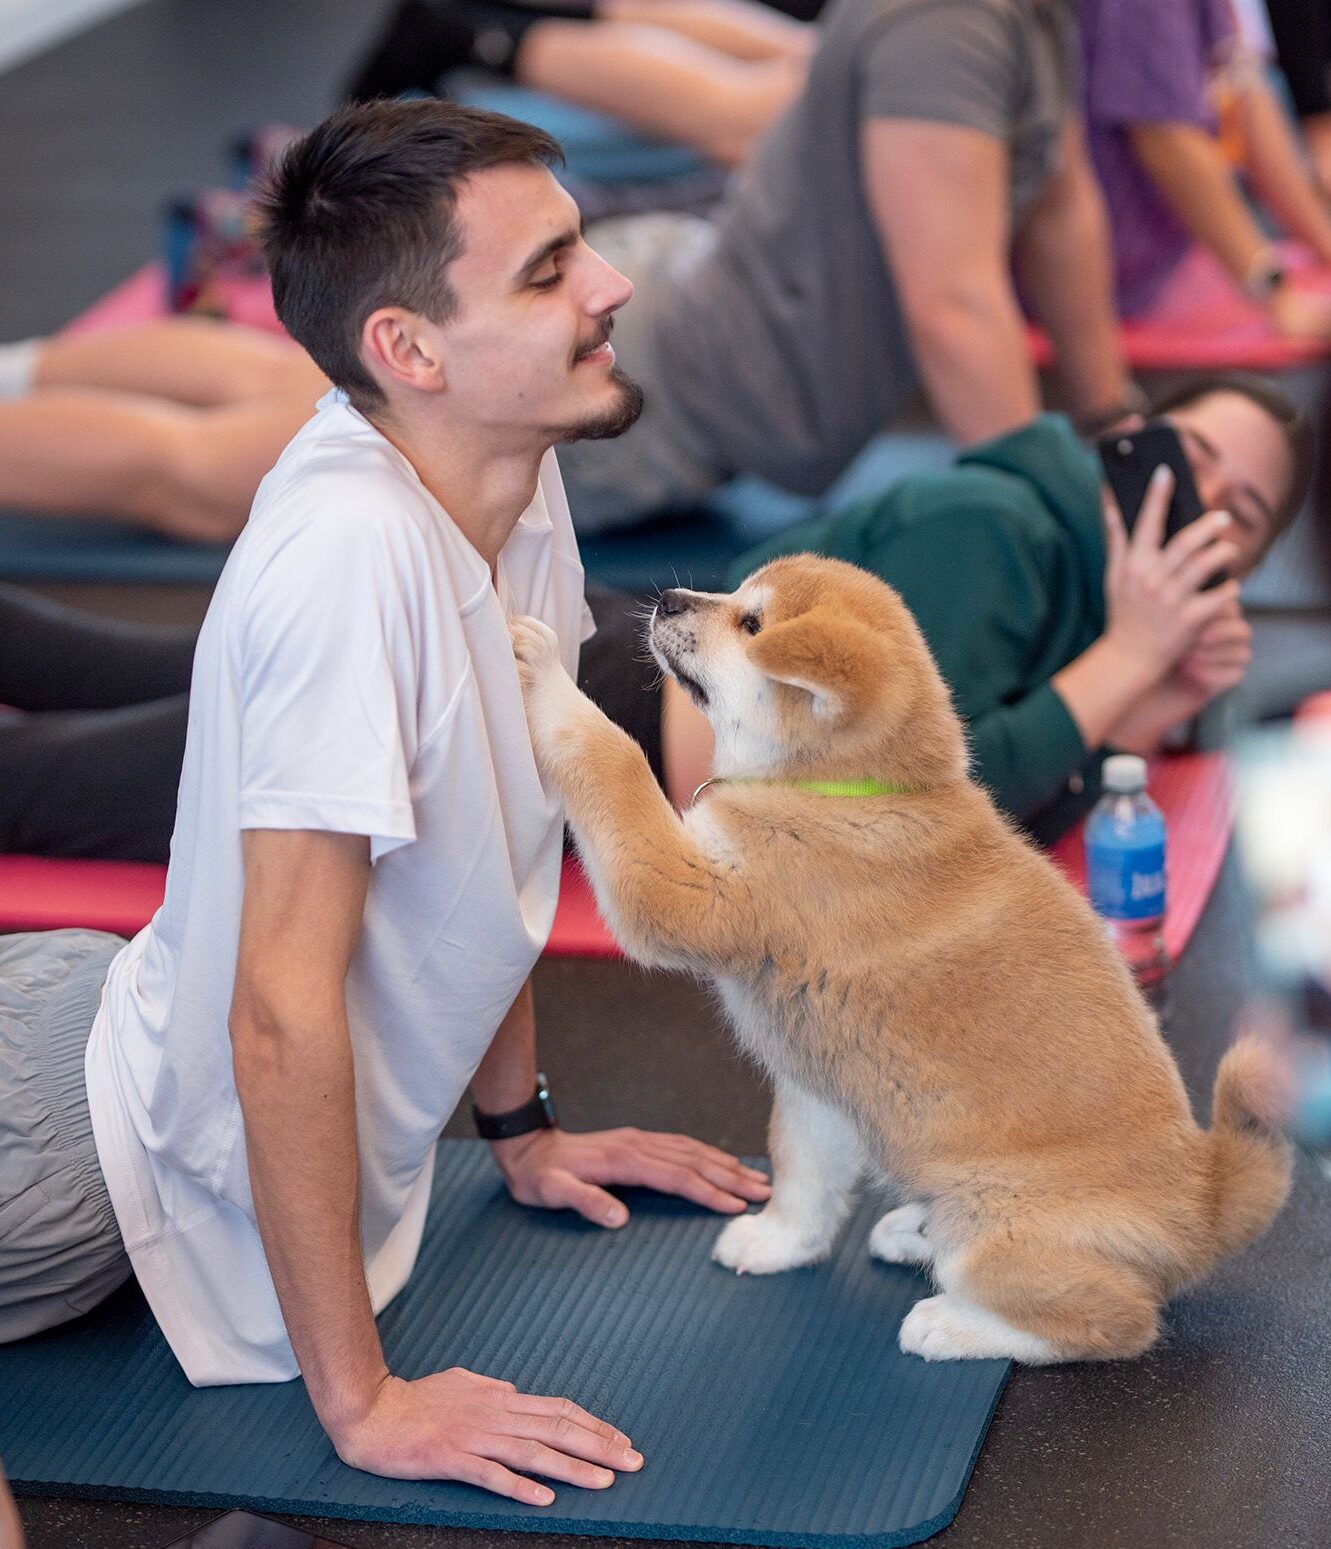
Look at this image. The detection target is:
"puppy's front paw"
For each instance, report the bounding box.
[508,613,585,763]
[508,614,562,689]
[712,1210,831,1275]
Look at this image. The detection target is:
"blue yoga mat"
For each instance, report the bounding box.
[0,1142,1007,1545]
[0,510,231,584]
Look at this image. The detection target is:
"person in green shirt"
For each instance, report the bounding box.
[581,372,1312,842]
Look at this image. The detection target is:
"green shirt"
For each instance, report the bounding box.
[731,415,1108,839]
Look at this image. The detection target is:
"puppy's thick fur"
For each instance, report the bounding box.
[510,556,1291,1363]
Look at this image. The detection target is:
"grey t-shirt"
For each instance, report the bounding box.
[647,0,1075,495]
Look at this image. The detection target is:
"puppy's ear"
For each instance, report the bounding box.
[748,607,881,722]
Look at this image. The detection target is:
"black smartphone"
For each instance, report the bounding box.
[1097,421,1206,540]
[161,1510,358,1548]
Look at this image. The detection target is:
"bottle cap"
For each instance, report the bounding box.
[1102,753,1147,793]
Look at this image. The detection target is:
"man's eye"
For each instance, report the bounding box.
[531,272,561,291]
[740,612,762,635]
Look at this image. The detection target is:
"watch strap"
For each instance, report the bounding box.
[472,1072,557,1142]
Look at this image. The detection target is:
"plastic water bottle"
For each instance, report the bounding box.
[1086,754,1171,1002]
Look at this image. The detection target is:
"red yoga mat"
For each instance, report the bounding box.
[1,753,1234,965]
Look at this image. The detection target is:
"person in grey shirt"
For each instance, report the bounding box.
[556,0,1136,531]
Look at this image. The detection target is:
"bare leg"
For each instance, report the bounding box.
[517,19,806,164]
[0,387,319,540]
[33,319,327,408]
[598,0,813,62]
[712,1076,863,1273]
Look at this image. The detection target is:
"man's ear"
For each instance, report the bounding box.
[747,607,881,722]
[361,307,446,395]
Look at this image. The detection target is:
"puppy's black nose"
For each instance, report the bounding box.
[657,589,689,617]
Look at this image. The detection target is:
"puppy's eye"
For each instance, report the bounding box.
[739,612,762,636]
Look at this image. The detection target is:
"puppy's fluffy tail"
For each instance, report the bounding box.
[1198,1036,1294,1266]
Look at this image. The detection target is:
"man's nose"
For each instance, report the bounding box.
[588,253,634,317]
[657,589,690,617]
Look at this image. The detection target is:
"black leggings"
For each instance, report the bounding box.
[0,585,195,863]
[0,582,664,864]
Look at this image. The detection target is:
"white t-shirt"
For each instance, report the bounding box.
[85,390,592,1386]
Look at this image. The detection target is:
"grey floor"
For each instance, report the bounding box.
[3,5,1331,1548]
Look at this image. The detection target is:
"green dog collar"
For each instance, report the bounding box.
[691,776,915,803]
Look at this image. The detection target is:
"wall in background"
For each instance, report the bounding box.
[0,0,147,73]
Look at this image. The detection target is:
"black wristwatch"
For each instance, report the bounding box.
[472,1072,558,1142]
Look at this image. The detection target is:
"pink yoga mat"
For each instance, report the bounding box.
[70,250,1331,371]
[2,753,1234,965]
[64,264,278,337]
[1029,243,1331,372]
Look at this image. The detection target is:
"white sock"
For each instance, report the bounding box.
[0,339,42,399]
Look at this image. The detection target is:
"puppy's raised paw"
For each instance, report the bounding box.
[712,1210,830,1275]
[508,614,561,688]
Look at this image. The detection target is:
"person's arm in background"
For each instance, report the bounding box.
[1108,611,1253,752]
[1013,116,1135,428]
[863,117,1040,445]
[1127,117,1331,336]
[1230,61,1331,264]
[1260,0,1331,193]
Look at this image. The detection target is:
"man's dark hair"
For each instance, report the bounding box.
[254,99,563,411]
[1150,372,1314,544]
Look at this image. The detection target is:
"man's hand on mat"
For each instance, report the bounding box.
[333,1367,643,1503]
[491,1126,771,1227]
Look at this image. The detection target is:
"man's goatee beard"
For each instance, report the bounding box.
[560,366,645,443]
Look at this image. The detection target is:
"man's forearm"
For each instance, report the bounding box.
[1014,147,1128,420]
[232,1000,387,1434]
[470,976,538,1117]
[904,289,1040,446]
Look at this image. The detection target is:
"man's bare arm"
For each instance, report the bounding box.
[230,827,382,1435]
[230,829,640,1499]
[863,118,1039,446]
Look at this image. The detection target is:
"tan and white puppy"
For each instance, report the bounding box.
[509,555,1291,1364]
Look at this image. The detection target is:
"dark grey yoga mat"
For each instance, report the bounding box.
[0,1142,1008,1545]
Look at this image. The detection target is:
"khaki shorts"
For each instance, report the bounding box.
[0,929,131,1342]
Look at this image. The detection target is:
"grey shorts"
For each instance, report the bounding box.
[0,928,131,1342]
[557,212,726,534]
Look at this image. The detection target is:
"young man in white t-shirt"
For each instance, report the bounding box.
[0,99,769,1504]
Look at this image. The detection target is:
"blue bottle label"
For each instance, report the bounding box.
[1087,840,1166,921]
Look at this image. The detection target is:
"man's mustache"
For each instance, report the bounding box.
[573,317,615,363]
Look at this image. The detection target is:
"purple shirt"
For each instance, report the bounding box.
[1081,0,1237,316]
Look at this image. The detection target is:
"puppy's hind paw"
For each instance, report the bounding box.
[899,1295,1059,1364]
[712,1211,831,1275]
[868,1202,933,1267]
